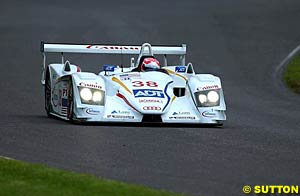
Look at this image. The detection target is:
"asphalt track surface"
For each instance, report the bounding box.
[1,1,300,195]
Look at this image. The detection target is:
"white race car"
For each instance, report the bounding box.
[41,42,226,125]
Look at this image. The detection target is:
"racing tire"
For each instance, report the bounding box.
[203,122,223,128]
[214,122,223,127]
[216,123,223,127]
[67,79,75,122]
[45,69,52,117]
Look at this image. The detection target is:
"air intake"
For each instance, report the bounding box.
[173,88,185,97]
[142,114,162,123]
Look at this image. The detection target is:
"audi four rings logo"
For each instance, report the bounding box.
[143,106,161,111]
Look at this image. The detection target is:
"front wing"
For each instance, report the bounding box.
[71,93,226,124]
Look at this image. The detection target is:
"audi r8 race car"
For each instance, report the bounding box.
[40,42,226,125]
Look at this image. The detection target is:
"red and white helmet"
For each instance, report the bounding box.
[141,57,161,71]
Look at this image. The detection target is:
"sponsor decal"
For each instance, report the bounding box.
[128,73,141,79]
[169,116,196,120]
[111,110,130,114]
[86,108,101,115]
[139,99,163,103]
[169,111,194,120]
[202,111,216,118]
[79,82,102,89]
[198,85,219,91]
[133,89,165,98]
[172,111,190,115]
[61,96,68,115]
[86,45,139,50]
[107,115,134,119]
[119,74,142,81]
[52,85,68,110]
[143,106,161,111]
[175,66,186,73]
[120,74,131,81]
[129,73,140,76]
[103,65,115,72]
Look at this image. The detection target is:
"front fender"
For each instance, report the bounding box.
[188,74,226,122]
[71,72,106,120]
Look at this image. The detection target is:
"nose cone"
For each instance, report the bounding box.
[133,90,166,114]
[114,71,174,114]
[132,83,174,114]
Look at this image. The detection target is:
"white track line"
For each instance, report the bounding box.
[273,44,300,96]
[0,155,14,160]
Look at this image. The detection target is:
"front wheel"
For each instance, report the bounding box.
[67,80,75,121]
[45,69,51,117]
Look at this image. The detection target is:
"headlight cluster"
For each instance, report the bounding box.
[195,90,220,107]
[79,87,105,105]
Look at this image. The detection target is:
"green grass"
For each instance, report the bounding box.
[283,54,300,93]
[0,157,185,196]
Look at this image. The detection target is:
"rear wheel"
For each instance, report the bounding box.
[45,69,51,117]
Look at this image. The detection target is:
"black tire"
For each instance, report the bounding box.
[216,123,223,127]
[45,69,51,117]
[67,79,75,122]
[214,122,223,127]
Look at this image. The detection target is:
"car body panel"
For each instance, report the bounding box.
[42,43,226,124]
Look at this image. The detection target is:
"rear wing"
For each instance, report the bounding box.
[40,42,187,84]
[41,42,186,55]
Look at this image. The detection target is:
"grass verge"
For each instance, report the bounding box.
[283,54,300,93]
[0,157,185,196]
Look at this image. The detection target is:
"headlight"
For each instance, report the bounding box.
[80,88,93,101]
[79,87,105,105]
[92,91,103,102]
[198,94,207,104]
[207,91,219,103]
[195,90,220,107]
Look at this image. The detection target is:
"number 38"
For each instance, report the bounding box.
[132,81,158,87]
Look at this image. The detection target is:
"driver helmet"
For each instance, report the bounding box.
[141,57,161,71]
